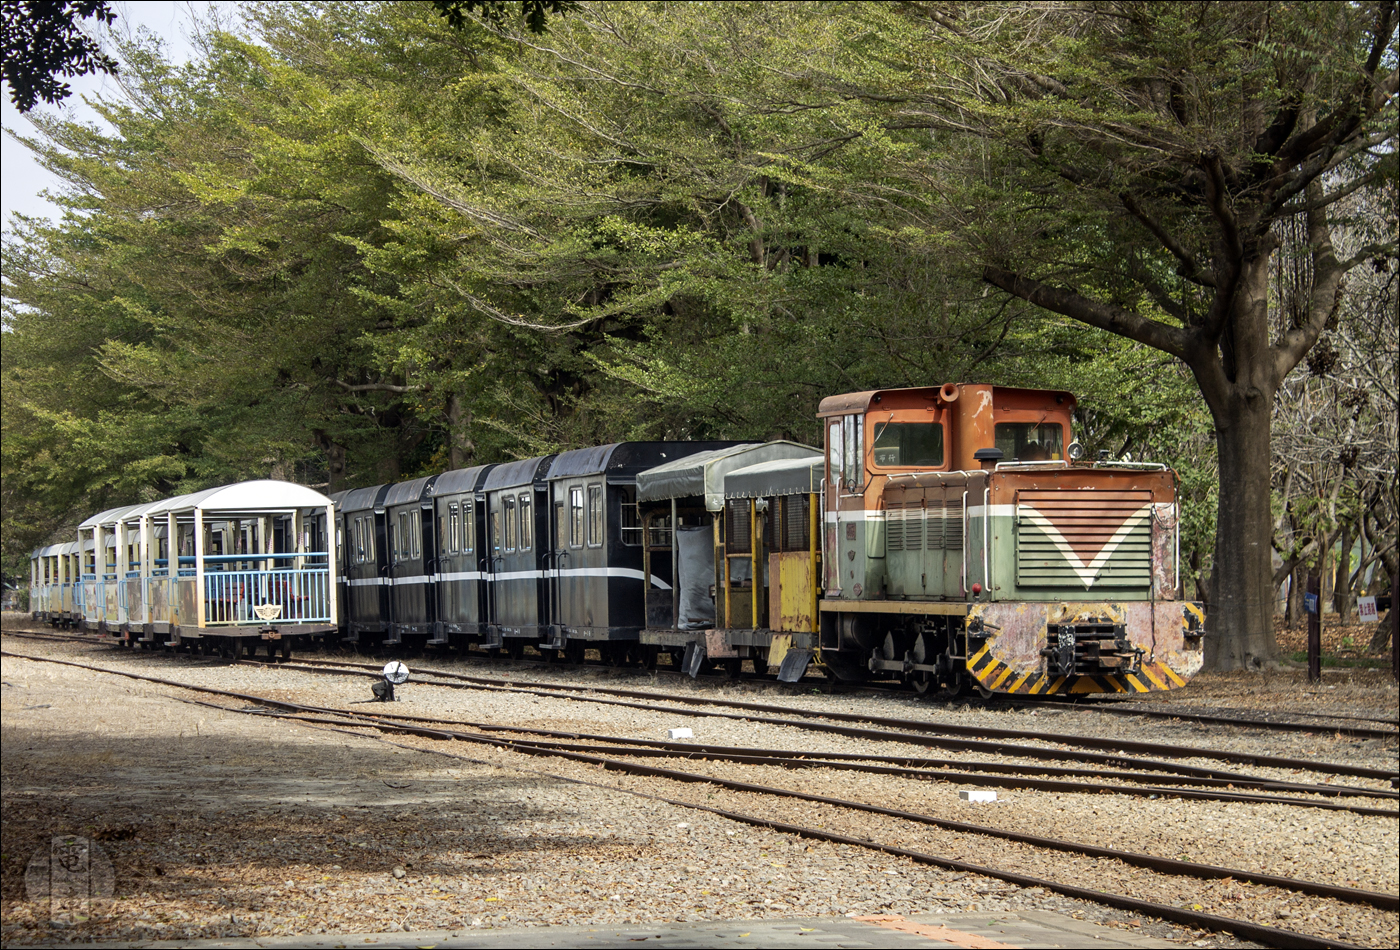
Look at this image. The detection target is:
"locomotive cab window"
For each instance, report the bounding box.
[995,422,1065,461]
[870,420,944,468]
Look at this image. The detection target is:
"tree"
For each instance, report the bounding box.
[785,1,1398,669]
[1,0,118,111]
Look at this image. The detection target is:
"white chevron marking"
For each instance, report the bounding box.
[1019,505,1151,588]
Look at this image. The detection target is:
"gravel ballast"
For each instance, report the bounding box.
[3,621,1396,948]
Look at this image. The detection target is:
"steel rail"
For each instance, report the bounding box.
[243,679,1394,806]
[16,625,1397,744]
[1048,700,1399,740]
[11,634,1391,795]
[6,645,1392,942]
[267,655,1400,783]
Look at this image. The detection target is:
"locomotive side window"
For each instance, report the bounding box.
[519,494,533,552]
[504,497,517,552]
[842,414,863,489]
[871,421,944,468]
[619,486,641,546]
[828,421,843,485]
[587,485,604,547]
[995,422,1065,461]
[570,486,584,548]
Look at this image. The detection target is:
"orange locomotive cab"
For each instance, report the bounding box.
[814,383,1204,696]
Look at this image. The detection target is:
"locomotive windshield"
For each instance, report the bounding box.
[995,422,1065,461]
[871,421,944,467]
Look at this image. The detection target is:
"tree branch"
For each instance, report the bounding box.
[336,379,420,394]
[1120,192,1217,287]
[982,265,1191,361]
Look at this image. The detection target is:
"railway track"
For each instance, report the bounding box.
[13,624,1396,740]
[2,644,1390,950]
[261,654,1399,784]
[7,627,1397,795]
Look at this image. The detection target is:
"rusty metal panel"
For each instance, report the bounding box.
[704,629,738,658]
[773,552,816,632]
[1151,503,1178,599]
[177,578,197,627]
[767,632,793,669]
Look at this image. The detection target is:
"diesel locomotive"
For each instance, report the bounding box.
[30,382,1205,697]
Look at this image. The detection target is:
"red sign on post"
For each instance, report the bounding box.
[1358,596,1378,623]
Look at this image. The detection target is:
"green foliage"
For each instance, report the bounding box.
[5,0,1392,624]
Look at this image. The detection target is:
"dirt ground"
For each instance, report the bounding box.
[3,615,1396,947]
[2,640,639,944]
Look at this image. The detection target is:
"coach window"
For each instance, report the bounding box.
[587,485,604,547]
[619,486,641,546]
[490,508,502,555]
[411,513,421,559]
[448,505,460,555]
[569,486,585,548]
[504,497,517,553]
[463,505,475,555]
[519,494,533,551]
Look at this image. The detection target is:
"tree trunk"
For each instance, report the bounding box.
[1203,389,1279,670]
[447,394,474,471]
[1287,564,1306,624]
[1332,521,1352,619]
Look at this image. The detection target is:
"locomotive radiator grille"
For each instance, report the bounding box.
[1015,490,1152,589]
[884,500,961,553]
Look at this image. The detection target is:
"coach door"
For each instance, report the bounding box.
[488,487,543,639]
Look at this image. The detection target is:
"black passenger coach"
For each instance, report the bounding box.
[332,441,736,660]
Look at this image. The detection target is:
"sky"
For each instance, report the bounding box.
[1,2,229,234]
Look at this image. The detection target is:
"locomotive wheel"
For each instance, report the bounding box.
[910,671,935,695]
[722,657,742,680]
[280,639,292,661]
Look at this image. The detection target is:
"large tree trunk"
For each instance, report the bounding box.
[1205,391,1279,668]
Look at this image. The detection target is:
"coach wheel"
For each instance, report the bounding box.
[666,647,685,670]
[563,639,586,665]
[602,642,629,668]
[505,639,525,661]
[218,638,234,659]
[640,645,660,671]
[721,657,742,680]
[242,639,260,660]
[280,639,292,661]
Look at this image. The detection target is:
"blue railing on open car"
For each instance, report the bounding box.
[203,568,331,625]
